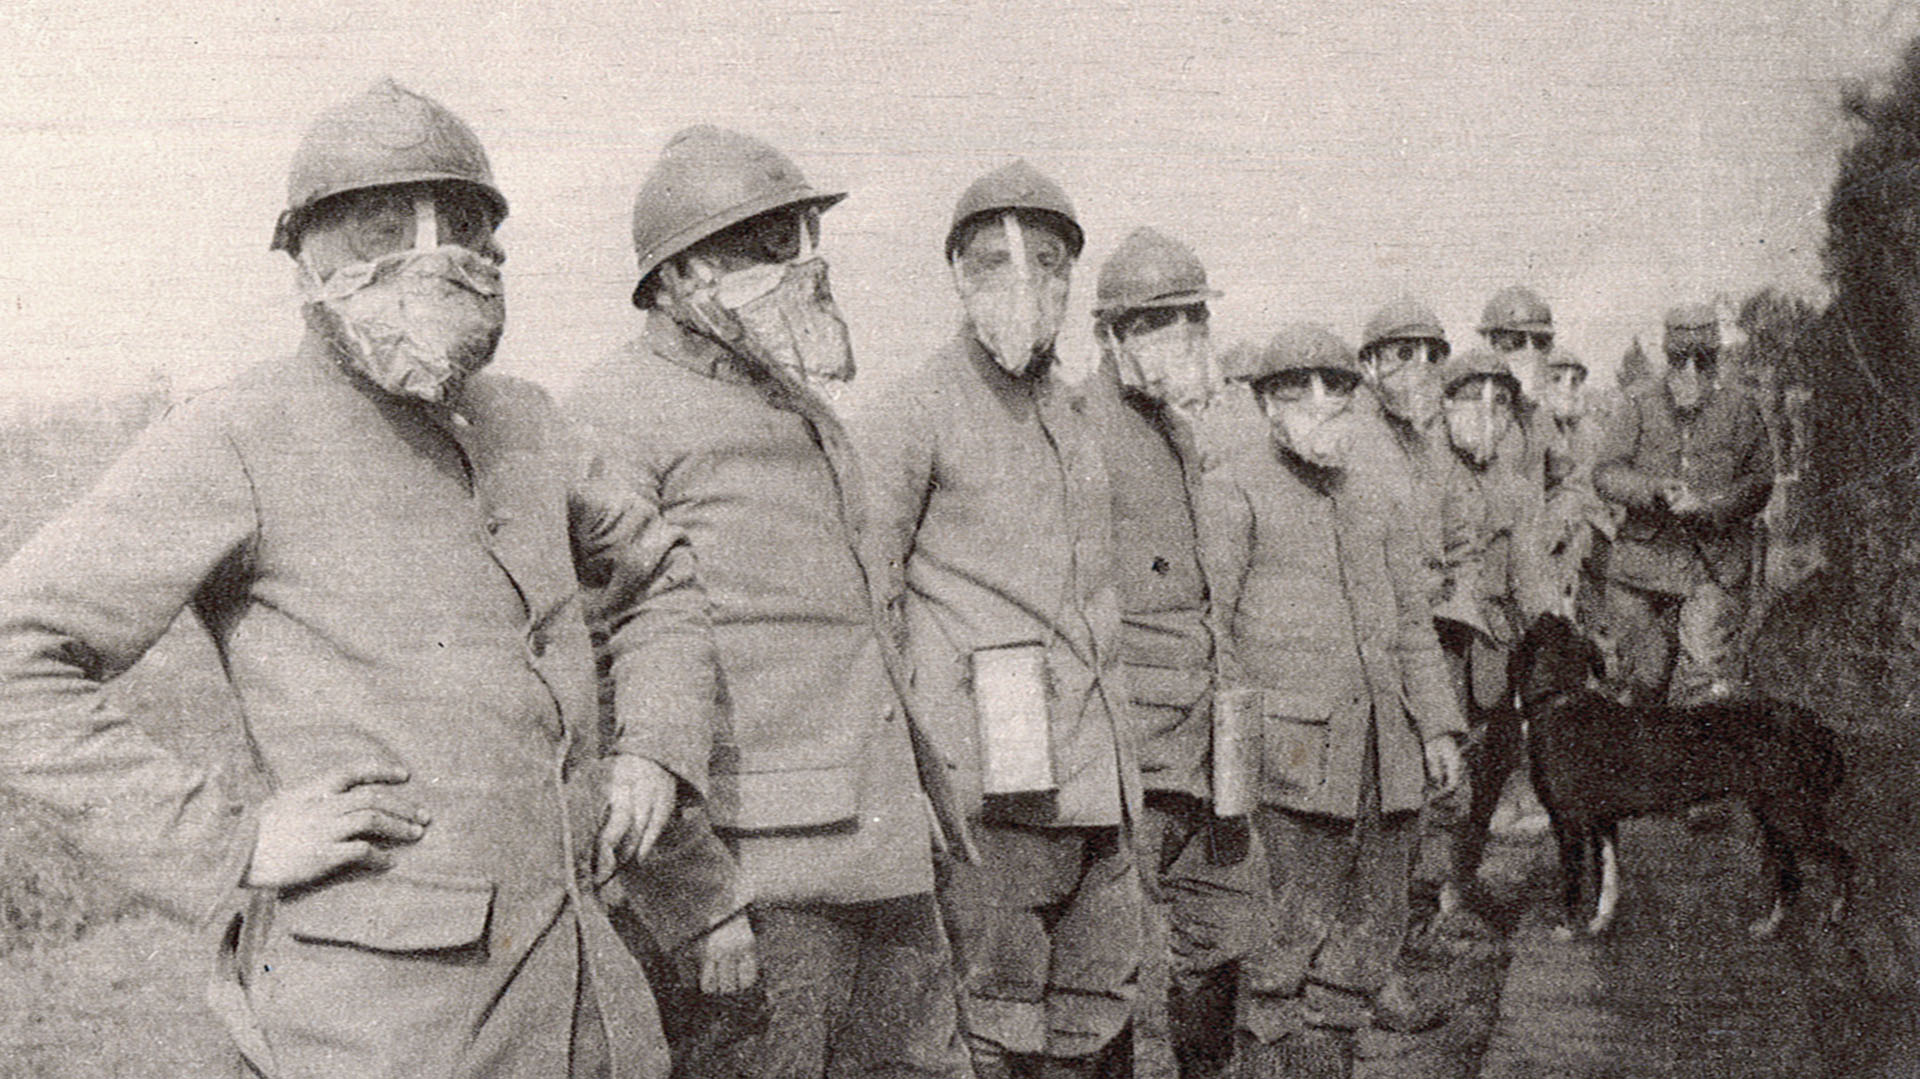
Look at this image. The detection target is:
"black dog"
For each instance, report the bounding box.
[1512,614,1851,939]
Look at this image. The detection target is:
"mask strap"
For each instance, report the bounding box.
[1307,371,1332,407]
[1002,212,1030,287]
[796,216,817,263]
[411,195,439,253]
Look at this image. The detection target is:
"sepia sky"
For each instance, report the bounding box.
[1,0,1916,403]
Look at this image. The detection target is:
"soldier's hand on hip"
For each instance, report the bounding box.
[698,911,758,995]
[598,753,678,880]
[245,763,428,890]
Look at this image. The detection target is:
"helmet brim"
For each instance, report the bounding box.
[271,173,509,253]
[630,188,847,308]
[945,207,1084,262]
[1091,287,1222,319]
[1478,319,1553,335]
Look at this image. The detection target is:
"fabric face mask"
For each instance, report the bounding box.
[1504,349,1545,403]
[1264,373,1357,471]
[301,195,505,404]
[1666,361,1706,410]
[1541,367,1587,422]
[1368,342,1441,425]
[678,230,856,385]
[953,213,1070,376]
[1443,379,1515,466]
[1111,318,1213,413]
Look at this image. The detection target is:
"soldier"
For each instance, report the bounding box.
[1593,304,1772,705]
[1477,285,1557,408]
[1199,325,1465,1079]
[1083,228,1262,1079]
[0,80,682,1078]
[853,160,1142,1079]
[568,125,973,1079]
[1355,297,1454,574]
[1529,347,1619,625]
[1429,351,1532,928]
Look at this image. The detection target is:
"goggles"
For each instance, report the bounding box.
[1253,367,1361,405]
[701,205,823,266]
[1487,329,1554,354]
[1363,338,1444,376]
[1443,374,1516,410]
[1109,303,1208,342]
[1665,346,1719,370]
[319,185,500,264]
[953,213,1071,285]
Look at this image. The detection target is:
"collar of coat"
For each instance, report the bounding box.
[642,309,838,421]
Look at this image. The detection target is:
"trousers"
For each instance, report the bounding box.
[1131,794,1266,1079]
[938,822,1144,1064]
[660,894,970,1079]
[1602,577,1743,704]
[1237,729,1416,1039]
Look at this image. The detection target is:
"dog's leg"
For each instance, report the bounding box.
[1749,896,1789,940]
[1799,804,1855,927]
[1749,810,1796,940]
[1586,823,1621,936]
[1549,815,1583,942]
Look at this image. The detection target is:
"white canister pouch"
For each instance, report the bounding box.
[1211,686,1264,818]
[971,642,1056,796]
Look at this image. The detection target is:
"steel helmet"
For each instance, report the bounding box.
[629,125,847,307]
[1543,346,1588,373]
[1217,340,1263,383]
[1437,348,1522,399]
[1240,323,1359,384]
[1093,227,1220,318]
[271,78,506,254]
[1662,302,1721,352]
[1360,297,1449,356]
[1477,286,1554,335]
[946,159,1084,261]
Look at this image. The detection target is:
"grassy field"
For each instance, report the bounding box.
[0,395,243,1076]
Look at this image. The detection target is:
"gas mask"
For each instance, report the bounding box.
[1487,330,1552,403]
[1540,365,1588,422]
[1260,372,1359,471]
[670,227,855,386]
[299,195,505,404]
[1665,353,1711,411]
[1364,340,1442,425]
[1105,314,1214,414]
[953,213,1071,376]
[1442,377,1515,467]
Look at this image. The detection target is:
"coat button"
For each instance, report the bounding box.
[529,631,549,658]
[486,519,504,536]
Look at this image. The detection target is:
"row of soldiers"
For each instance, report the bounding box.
[0,80,1773,1079]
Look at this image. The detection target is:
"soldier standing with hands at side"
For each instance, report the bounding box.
[853,160,1144,1079]
[1199,325,1466,1079]
[1083,228,1264,1079]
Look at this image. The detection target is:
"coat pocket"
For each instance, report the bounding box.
[279,870,495,953]
[1259,691,1336,795]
